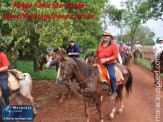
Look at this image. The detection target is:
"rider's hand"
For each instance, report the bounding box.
[100,58,109,64]
[68,53,72,56]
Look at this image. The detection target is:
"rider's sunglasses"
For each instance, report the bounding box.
[102,35,109,37]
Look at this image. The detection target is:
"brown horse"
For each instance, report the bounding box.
[119,51,129,66]
[152,51,163,88]
[46,53,72,102]
[126,48,132,64]
[39,48,66,71]
[85,52,98,65]
[56,56,133,122]
[134,49,140,63]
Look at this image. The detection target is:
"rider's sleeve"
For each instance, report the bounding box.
[75,45,80,53]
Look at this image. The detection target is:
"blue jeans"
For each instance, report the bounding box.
[0,72,10,97]
[104,64,116,93]
[123,52,128,61]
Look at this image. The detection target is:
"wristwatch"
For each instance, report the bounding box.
[106,58,110,61]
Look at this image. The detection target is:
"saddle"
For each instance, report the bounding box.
[8,69,25,91]
[93,64,124,86]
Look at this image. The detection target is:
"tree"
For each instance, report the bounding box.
[138,0,163,21]
[117,26,155,45]
[1,0,107,71]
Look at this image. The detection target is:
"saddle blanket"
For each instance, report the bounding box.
[7,69,25,91]
[93,64,124,85]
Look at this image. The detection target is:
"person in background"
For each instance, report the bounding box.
[0,43,10,105]
[119,41,128,65]
[112,40,122,64]
[134,41,141,53]
[151,37,163,70]
[95,30,118,100]
[66,40,80,59]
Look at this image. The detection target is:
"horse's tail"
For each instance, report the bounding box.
[24,73,33,92]
[125,67,133,96]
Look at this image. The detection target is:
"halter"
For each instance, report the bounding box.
[60,60,100,100]
[48,55,58,65]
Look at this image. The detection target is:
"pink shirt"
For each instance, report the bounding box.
[119,45,127,53]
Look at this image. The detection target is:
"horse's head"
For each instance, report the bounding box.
[56,58,74,84]
[85,53,98,65]
[46,52,58,68]
[57,48,66,55]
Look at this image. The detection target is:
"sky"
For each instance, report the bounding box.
[108,0,163,41]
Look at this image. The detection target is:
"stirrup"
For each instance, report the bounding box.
[100,82,109,90]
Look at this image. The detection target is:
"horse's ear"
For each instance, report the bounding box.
[60,55,66,61]
[91,51,94,56]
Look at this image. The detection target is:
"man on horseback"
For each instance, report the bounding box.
[66,40,80,59]
[95,30,118,100]
[151,37,163,70]
[119,41,128,65]
[0,43,10,105]
[134,41,141,55]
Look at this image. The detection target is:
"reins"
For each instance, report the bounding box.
[62,61,101,100]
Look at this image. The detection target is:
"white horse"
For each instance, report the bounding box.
[1,73,37,116]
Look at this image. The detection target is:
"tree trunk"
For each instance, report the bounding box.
[33,56,40,72]
[11,60,17,69]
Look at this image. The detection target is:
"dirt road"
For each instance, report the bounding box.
[9,61,163,122]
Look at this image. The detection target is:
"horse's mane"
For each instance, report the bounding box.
[159,51,163,60]
[72,58,97,78]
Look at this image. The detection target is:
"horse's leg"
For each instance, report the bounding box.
[59,85,67,103]
[56,64,59,71]
[109,100,117,119]
[118,100,124,114]
[84,99,90,122]
[67,84,71,98]
[15,93,22,105]
[21,90,37,115]
[39,61,44,70]
[110,89,121,119]
[19,75,37,115]
[117,85,124,114]
[96,96,104,122]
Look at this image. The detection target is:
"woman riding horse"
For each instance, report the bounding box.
[119,41,128,65]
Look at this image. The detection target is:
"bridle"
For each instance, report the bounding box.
[59,60,100,100]
[48,55,58,65]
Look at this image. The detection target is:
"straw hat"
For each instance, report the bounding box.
[102,30,114,39]
[158,37,163,41]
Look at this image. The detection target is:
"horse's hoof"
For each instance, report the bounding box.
[117,110,123,114]
[33,111,37,118]
[59,100,63,103]
[109,113,114,119]
[100,119,104,122]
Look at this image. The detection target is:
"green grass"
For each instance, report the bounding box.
[136,58,163,77]
[137,58,151,70]
[11,60,57,81]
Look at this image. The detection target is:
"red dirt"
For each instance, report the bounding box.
[8,61,163,122]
